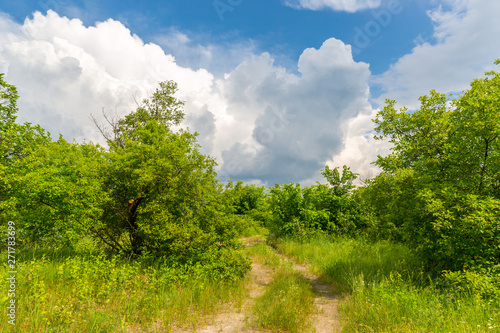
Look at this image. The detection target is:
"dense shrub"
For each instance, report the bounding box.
[363,62,500,282]
[2,79,251,281]
[417,191,500,273]
[267,166,368,238]
[224,180,272,235]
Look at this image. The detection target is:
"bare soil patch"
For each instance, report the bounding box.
[293,263,342,333]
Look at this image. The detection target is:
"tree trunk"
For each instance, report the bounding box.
[127,197,144,255]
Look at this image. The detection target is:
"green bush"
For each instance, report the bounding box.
[267,166,367,238]
[417,190,500,273]
[223,180,272,236]
[364,63,500,281]
[440,269,500,299]
[2,78,251,282]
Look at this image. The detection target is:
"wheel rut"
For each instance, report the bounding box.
[193,237,342,333]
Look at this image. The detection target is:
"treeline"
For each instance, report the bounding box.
[1,61,499,294]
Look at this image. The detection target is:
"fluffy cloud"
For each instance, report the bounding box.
[284,0,381,12]
[0,11,375,185]
[374,0,500,109]
[327,108,390,183]
[2,11,220,146]
[218,39,372,184]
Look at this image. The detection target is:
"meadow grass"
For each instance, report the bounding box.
[1,243,248,332]
[276,235,500,332]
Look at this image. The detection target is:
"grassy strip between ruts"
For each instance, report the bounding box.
[276,235,500,333]
[246,242,316,332]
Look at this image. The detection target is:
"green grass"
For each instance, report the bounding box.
[246,241,316,333]
[276,235,500,333]
[276,236,425,292]
[1,244,248,332]
[253,269,315,333]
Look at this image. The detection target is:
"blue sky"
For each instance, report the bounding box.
[0,0,435,75]
[0,0,499,184]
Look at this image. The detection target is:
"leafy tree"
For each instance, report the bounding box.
[5,78,250,280]
[373,61,500,197]
[365,60,500,274]
[93,81,185,147]
[10,138,109,246]
[373,90,451,178]
[448,64,500,196]
[1,74,50,229]
[321,165,358,195]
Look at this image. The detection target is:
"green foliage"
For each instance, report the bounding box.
[321,164,358,195]
[8,138,108,246]
[3,77,250,281]
[449,68,500,196]
[364,61,500,279]
[372,61,500,197]
[358,168,425,242]
[225,180,267,215]
[0,74,51,223]
[373,90,451,176]
[416,191,500,273]
[108,81,185,147]
[224,180,272,236]
[440,270,500,300]
[268,166,368,238]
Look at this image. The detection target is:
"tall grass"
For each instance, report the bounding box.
[276,236,500,332]
[1,244,248,332]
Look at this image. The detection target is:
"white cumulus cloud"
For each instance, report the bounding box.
[0,11,376,185]
[374,0,500,109]
[218,38,373,184]
[2,10,220,148]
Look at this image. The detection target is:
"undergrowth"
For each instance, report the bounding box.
[0,244,248,332]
